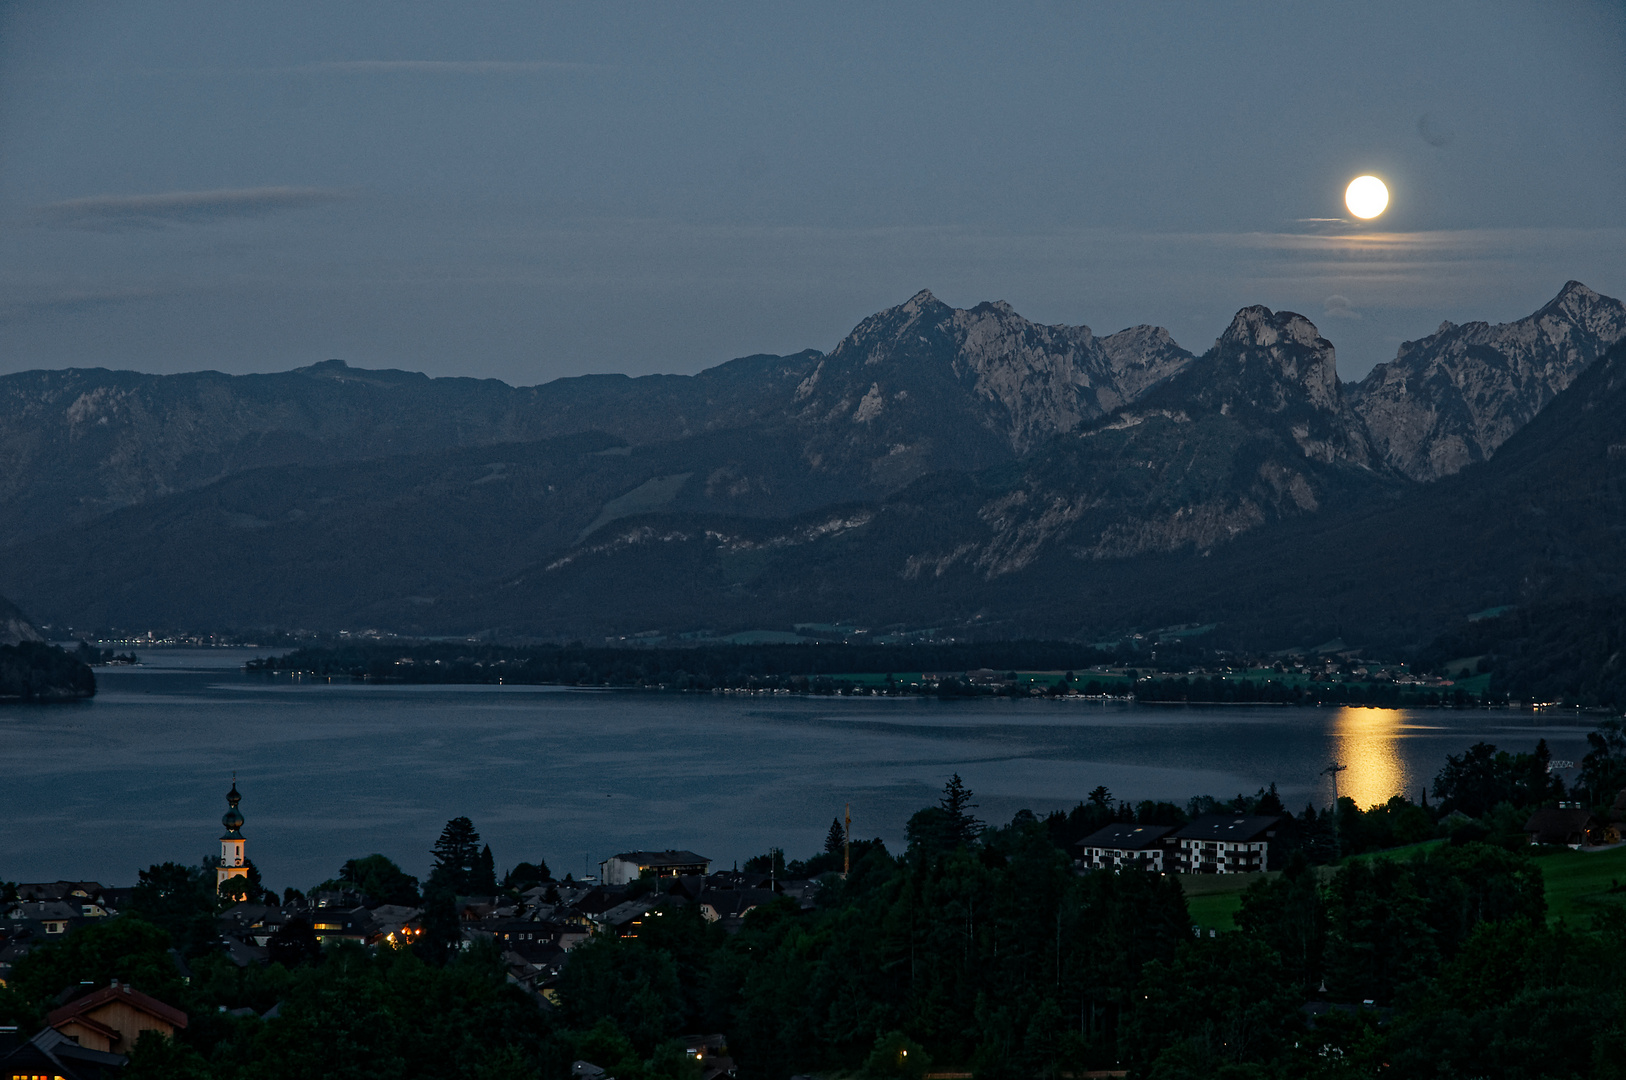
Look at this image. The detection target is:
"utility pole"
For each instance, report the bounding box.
[843,802,851,878]
[1321,761,1348,805]
[1322,761,1348,857]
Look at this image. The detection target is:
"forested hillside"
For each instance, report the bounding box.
[0,641,95,702]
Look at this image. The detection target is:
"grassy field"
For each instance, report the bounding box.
[1177,843,1626,933]
[1178,872,1270,933]
[1535,845,1626,923]
[1342,839,1447,863]
[1185,891,1245,932]
[1349,840,1626,924]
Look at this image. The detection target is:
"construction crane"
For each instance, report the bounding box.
[843,802,851,878]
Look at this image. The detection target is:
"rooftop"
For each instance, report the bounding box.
[1076,824,1175,851]
[609,850,710,867]
[1174,815,1281,842]
[46,981,188,1032]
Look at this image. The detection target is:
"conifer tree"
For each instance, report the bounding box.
[824,817,846,855]
[475,844,498,895]
[939,773,983,846]
[428,816,483,895]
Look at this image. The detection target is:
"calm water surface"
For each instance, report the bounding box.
[0,649,1597,891]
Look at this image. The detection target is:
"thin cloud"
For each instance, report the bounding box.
[1189,229,1493,255]
[10,60,599,81]
[1322,295,1360,320]
[38,186,350,231]
[299,59,596,74]
[0,286,166,324]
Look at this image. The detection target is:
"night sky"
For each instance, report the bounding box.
[2,1,1622,384]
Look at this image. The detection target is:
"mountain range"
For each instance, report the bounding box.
[1,280,1622,650]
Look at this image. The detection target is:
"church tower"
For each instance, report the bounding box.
[216,778,249,888]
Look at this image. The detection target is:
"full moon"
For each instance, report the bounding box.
[1345,175,1389,219]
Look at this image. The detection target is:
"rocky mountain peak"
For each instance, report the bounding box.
[1538,280,1622,336]
[1210,305,1341,414]
[796,292,1194,472]
[302,358,352,374]
[1222,305,1325,349]
[1098,325,1193,402]
[1123,304,1372,470]
[898,289,941,318]
[1353,281,1626,480]
[1550,278,1600,306]
[825,290,956,370]
[961,308,1378,578]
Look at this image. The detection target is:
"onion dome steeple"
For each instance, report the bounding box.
[216,774,250,889]
[221,777,245,839]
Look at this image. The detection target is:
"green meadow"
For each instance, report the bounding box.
[1537,844,1626,923]
[1177,841,1626,933]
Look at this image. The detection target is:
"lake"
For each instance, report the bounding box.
[0,649,1599,892]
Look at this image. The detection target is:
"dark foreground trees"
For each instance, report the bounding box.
[7,767,1626,1079]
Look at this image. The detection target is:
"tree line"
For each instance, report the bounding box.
[246,641,1123,689]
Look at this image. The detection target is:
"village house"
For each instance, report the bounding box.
[307,905,377,945]
[681,1033,738,1080]
[369,904,425,947]
[15,882,115,918]
[1172,815,1280,874]
[601,897,676,938]
[1524,806,1603,848]
[503,940,568,999]
[5,900,82,937]
[467,920,577,996]
[698,888,780,927]
[0,1026,129,1080]
[599,850,711,885]
[478,920,588,953]
[44,980,188,1054]
[218,902,275,944]
[1075,824,1176,872]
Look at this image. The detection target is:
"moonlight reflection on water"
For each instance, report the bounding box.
[1332,707,1414,809]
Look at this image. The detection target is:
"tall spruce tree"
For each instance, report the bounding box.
[939,773,983,846]
[824,817,846,855]
[427,816,483,895]
[474,844,498,895]
[1582,718,1626,807]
